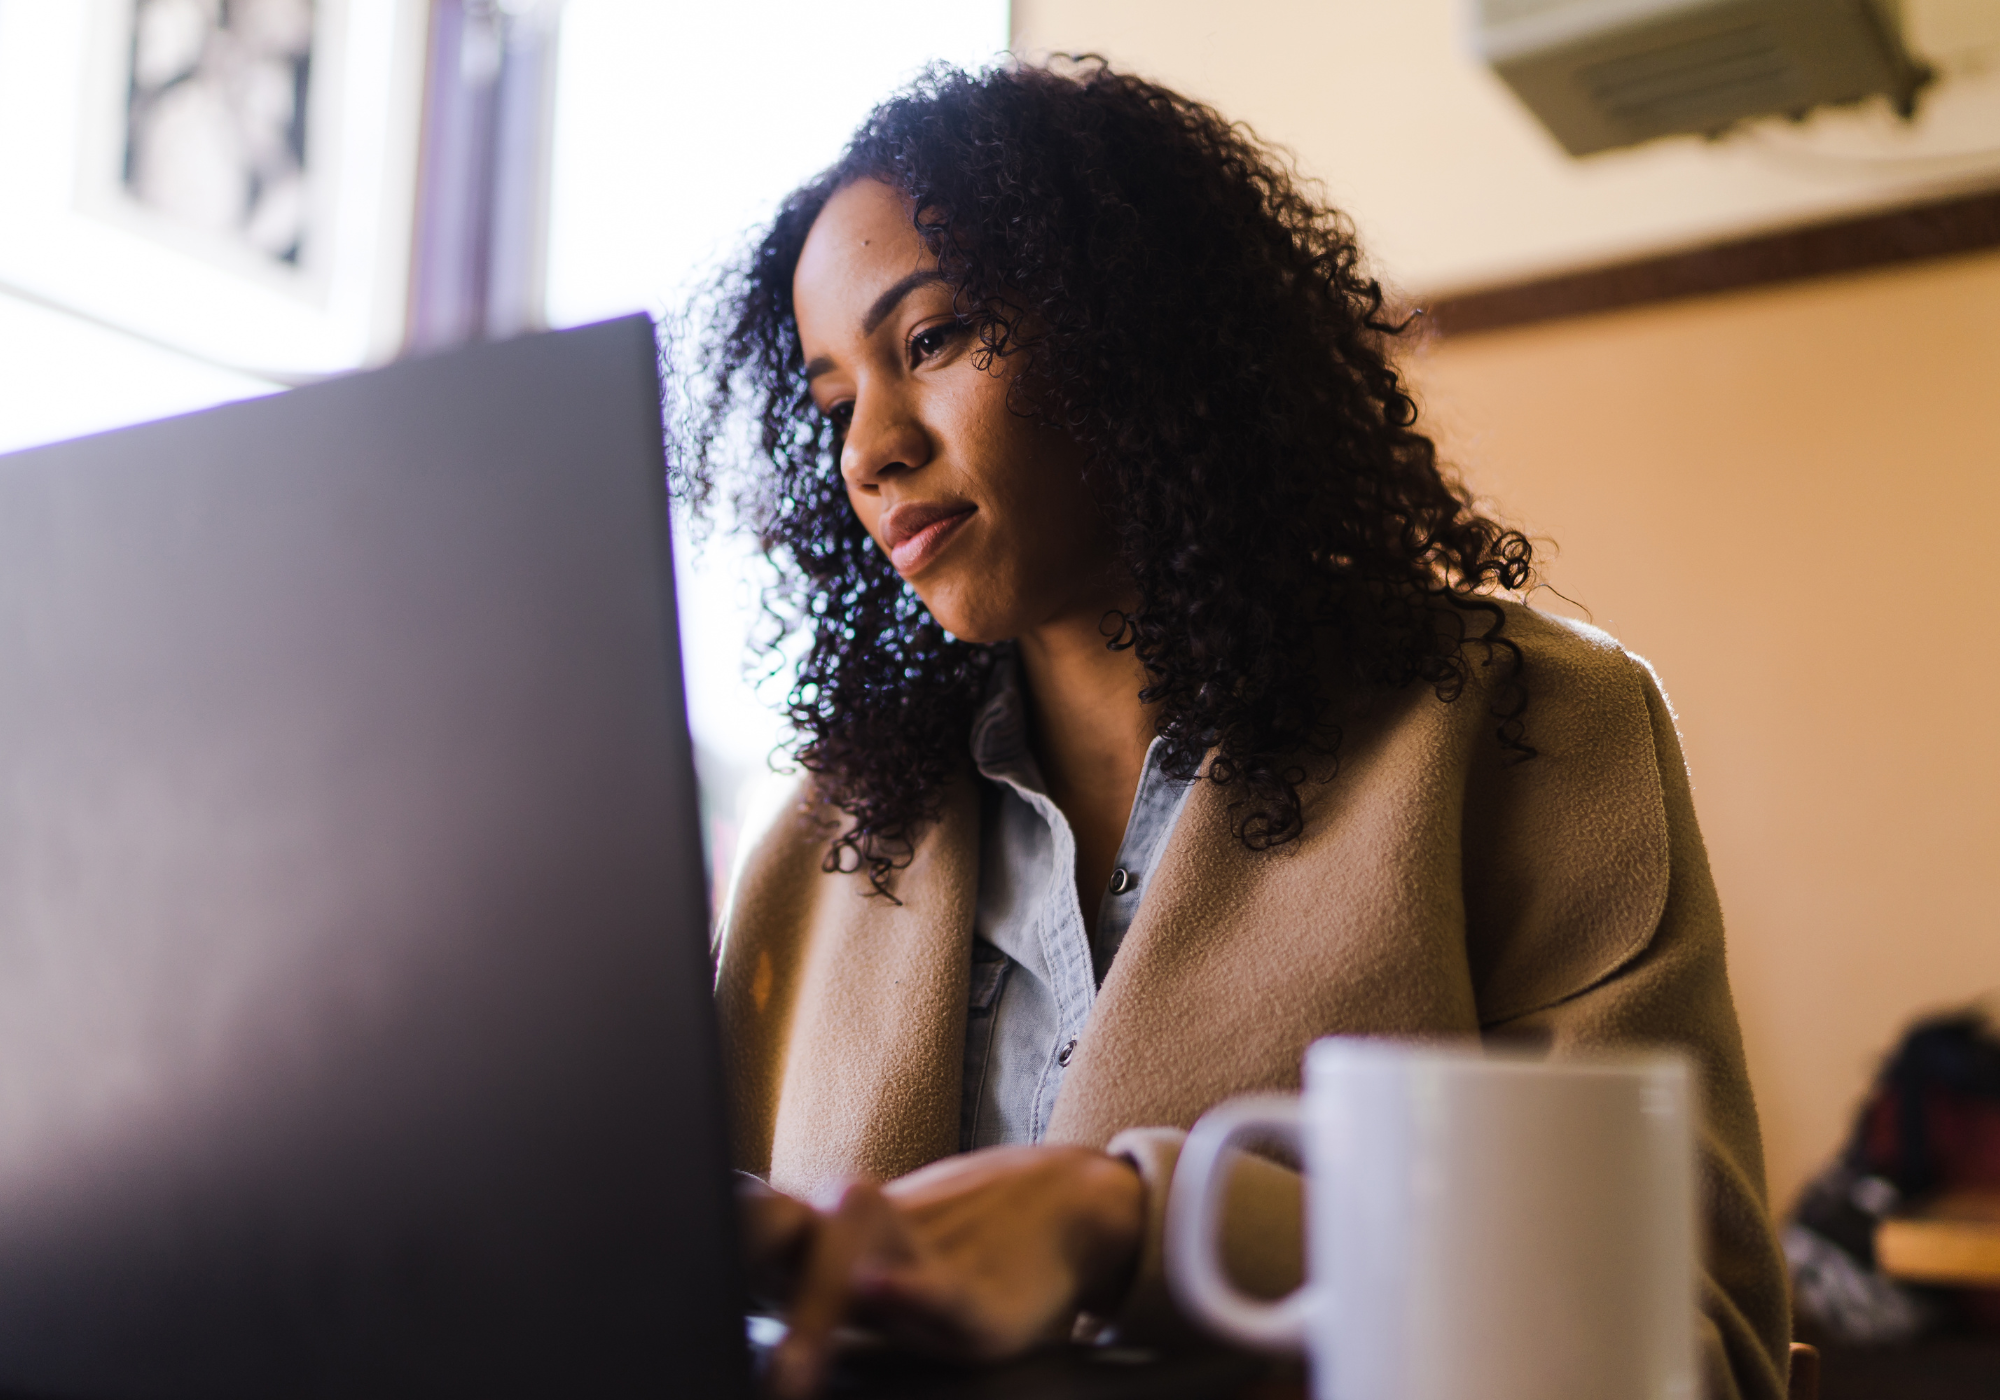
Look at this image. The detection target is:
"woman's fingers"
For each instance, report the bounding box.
[882,1145,1145,1338]
[768,1179,909,1400]
[737,1177,818,1303]
[758,1148,1147,1393]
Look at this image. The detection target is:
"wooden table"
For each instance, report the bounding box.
[1824,1195,2000,1400]
[817,1344,1303,1398]
[1812,1334,2000,1400]
[1877,1191,2000,1287]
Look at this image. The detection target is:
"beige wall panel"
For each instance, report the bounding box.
[1408,251,2000,1208]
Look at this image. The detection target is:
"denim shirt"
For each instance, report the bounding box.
[959,654,1194,1152]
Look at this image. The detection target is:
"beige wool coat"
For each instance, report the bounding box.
[713,605,1792,1400]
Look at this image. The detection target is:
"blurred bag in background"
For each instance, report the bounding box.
[1785,1007,2000,1344]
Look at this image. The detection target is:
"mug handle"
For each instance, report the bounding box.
[1163,1093,1313,1354]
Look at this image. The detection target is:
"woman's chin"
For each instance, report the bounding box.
[936,617,1016,647]
[920,594,1019,648]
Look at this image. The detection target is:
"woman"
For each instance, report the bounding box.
[691,60,1789,1400]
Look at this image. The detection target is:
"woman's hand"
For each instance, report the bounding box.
[739,1145,1146,1398]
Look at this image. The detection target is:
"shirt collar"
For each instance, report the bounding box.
[969,647,1045,791]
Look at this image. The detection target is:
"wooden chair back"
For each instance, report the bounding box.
[1788,1342,1820,1400]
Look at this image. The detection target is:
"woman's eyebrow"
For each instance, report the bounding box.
[801,269,949,380]
[862,269,946,335]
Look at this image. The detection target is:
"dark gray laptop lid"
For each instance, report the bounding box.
[0,316,745,1398]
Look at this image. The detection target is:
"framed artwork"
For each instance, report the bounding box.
[0,0,429,377]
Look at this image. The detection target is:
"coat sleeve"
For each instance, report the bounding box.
[1484,658,1791,1400]
[1097,658,1792,1400]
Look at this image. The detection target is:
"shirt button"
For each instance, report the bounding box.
[1108,867,1133,895]
[1057,1038,1077,1067]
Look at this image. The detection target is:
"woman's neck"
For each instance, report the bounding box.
[1014,605,1156,934]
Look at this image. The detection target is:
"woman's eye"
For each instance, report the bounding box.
[823,402,853,433]
[908,323,958,365]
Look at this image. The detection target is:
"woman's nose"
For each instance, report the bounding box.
[839,390,931,491]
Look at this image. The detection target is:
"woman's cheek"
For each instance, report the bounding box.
[843,482,880,538]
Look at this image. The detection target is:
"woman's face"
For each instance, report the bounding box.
[792,178,1117,646]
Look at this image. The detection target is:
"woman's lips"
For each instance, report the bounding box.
[882,502,975,575]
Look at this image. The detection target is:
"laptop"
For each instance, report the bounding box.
[0,318,1265,1400]
[0,317,743,1397]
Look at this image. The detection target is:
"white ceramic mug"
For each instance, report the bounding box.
[1165,1038,1697,1400]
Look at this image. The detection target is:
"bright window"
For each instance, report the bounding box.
[0,0,1011,893]
[545,1,1012,883]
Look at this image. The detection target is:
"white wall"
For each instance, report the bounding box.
[0,290,277,457]
[1012,0,2000,294]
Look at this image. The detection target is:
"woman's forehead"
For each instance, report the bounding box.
[792,180,932,336]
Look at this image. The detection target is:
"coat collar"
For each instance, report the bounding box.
[719,606,1673,1192]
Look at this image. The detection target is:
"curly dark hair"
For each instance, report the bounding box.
[678,58,1534,894]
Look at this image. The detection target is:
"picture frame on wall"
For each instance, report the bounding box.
[0,0,429,378]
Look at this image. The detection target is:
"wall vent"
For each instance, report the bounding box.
[1475,0,1930,156]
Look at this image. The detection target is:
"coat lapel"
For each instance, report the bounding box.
[721,607,1677,1185]
[743,777,979,1196]
[1046,683,1487,1148]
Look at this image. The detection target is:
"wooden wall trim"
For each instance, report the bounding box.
[1423,187,2000,338]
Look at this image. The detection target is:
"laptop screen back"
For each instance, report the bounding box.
[0,317,745,1398]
